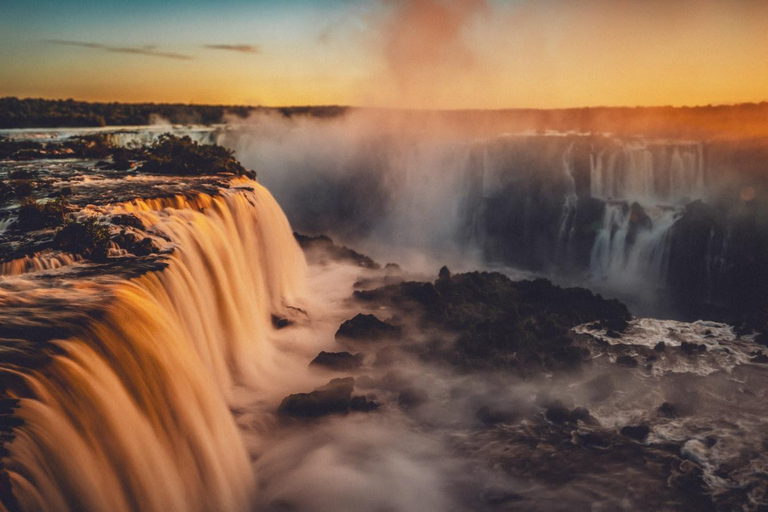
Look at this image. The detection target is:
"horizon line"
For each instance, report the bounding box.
[3,95,768,113]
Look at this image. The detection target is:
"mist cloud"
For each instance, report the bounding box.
[45,39,193,60]
[377,0,488,105]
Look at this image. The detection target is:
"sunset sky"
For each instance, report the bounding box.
[1,0,767,109]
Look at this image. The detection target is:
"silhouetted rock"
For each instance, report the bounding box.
[569,407,594,424]
[680,342,706,355]
[277,378,378,419]
[354,271,630,373]
[294,232,380,269]
[620,425,650,441]
[658,402,678,418]
[271,315,291,329]
[309,351,363,371]
[654,341,666,352]
[335,314,402,342]
[545,401,571,424]
[616,355,638,367]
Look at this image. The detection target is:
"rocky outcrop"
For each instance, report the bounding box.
[277,378,378,419]
[309,351,364,371]
[353,270,631,373]
[335,314,402,342]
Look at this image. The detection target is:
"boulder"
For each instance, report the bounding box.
[335,314,402,342]
[309,351,363,371]
[620,425,650,441]
[277,377,378,419]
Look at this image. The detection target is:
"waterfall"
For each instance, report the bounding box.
[1,181,307,512]
[556,142,577,261]
[1,252,82,276]
[0,217,12,236]
[589,141,704,203]
[589,203,678,287]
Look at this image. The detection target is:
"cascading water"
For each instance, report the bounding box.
[584,141,703,293]
[556,142,578,262]
[1,182,307,512]
[590,203,678,287]
[223,117,707,295]
[589,141,705,203]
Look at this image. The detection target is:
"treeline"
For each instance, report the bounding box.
[418,102,768,140]
[0,97,349,128]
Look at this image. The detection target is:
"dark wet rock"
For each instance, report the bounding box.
[573,431,607,448]
[750,353,768,364]
[277,378,378,419]
[349,395,379,413]
[17,197,68,232]
[112,232,158,257]
[544,401,595,426]
[654,341,667,351]
[294,232,380,269]
[355,272,630,373]
[658,402,678,418]
[309,351,363,371]
[544,401,571,424]
[335,314,402,342]
[271,315,291,329]
[606,329,621,339]
[620,425,651,441]
[53,218,111,261]
[616,355,639,367]
[680,342,706,355]
[569,407,594,424]
[110,213,144,230]
[667,460,712,510]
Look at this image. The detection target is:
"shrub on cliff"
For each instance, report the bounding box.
[354,270,631,372]
[53,218,110,261]
[17,197,68,231]
[138,134,250,176]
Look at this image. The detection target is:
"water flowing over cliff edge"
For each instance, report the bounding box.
[1,126,768,512]
[0,174,309,512]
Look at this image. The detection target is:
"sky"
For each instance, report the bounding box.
[0,0,767,109]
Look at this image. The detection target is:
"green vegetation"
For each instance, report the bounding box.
[354,269,631,373]
[0,134,113,160]
[0,97,348,129]
[0,97,248,128]
[138,134,250,176]
[17,197,68,231]
[53,218,110,262]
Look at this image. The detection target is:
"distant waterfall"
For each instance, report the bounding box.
[556,142,578,261]
[589,141,705,203]
[590,203,678,286]
[1,182,307,512]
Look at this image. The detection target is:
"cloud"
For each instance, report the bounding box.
[45,39,193,60]
[375,0,489,106]
[204,44,260,54]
